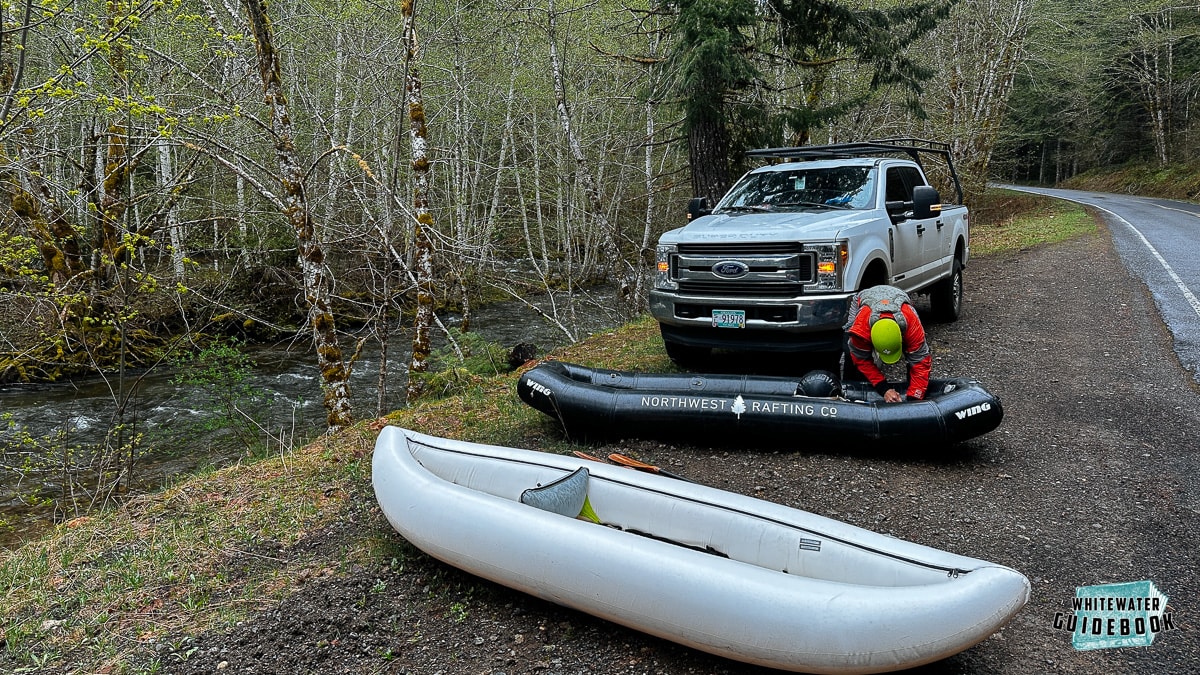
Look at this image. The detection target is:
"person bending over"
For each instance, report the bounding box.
[843,285,931,402]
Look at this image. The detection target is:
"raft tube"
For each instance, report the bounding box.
[518,361,1003,445]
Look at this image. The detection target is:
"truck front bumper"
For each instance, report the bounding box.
[648,289,854,352]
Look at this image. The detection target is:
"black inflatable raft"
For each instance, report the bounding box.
[517,361,1003,446]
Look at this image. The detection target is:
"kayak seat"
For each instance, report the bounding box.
[521,467,590,517]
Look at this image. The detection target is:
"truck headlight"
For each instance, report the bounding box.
[804,241,847,291]
[654,244,678,290]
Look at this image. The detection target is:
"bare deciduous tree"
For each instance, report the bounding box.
[546,0,637,315]
[402,0,437,405]
[1119,3,1200,166]
[925,0,1037,200]
[242,0,353,431]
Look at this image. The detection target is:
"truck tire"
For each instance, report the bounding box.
[930,258,963,322]
[663,338,711,368]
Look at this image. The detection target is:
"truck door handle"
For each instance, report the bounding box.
[915,224,925,235]
[936,220,944,230]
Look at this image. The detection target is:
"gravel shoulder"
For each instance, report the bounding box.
[165,223,1200,675]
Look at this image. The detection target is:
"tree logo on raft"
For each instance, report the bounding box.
[1052,580,1176,650]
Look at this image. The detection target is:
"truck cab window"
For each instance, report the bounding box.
[720,167,874,211]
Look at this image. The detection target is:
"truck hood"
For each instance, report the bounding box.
[659,210,871,244]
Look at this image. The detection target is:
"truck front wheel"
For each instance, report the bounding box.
[930,258,963,322]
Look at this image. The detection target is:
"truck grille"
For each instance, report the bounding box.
[676,280,805,297]
[678,242,805,255]
[671,246,815,297]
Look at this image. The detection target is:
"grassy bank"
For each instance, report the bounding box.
[1060,161,1200,201]
[0,190,1093,674]
[0,318,674,674]
[969,189,1096,256]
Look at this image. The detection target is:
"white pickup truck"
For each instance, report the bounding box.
[649,139,969,365]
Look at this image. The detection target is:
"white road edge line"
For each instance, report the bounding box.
[1007,187,1200,320]
[1148,202,1200,219]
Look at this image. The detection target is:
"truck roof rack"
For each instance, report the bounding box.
[744,138,964,204]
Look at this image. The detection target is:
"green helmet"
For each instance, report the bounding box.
[870,318,903,364]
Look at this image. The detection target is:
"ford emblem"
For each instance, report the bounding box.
[712,261,749,278]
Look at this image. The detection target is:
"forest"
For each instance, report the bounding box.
[2,0,1199,471]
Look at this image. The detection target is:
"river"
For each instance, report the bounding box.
[0,287,626,547]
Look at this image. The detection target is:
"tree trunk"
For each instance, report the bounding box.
[402,0,437,405]
[157,139,187,279]
[688,113,731,203]
[242,0,352,432]
[97,3,132,287]
[8,150,87,286]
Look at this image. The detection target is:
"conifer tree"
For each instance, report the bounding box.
[664,0,953,200]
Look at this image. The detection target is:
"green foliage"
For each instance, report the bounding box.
[664,0,953,193]
[166,342,284,456]
[0,232,40,276]
[770,0,953,122]
[430,329,509,376]
[666,0,759,126]
[409,329,510,401]
[995,0,1200,180]
[170,341,256,391]
[1,410,148,523]
[447,601,469,623]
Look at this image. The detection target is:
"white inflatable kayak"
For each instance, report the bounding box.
[372,426,1029,674]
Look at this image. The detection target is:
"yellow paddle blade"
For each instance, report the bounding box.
[577,495,601,524]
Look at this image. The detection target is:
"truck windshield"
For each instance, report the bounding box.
[717,166,875,212]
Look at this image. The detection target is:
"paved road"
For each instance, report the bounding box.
[1004,185,1200,384]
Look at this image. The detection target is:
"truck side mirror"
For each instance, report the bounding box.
[687,197,711,221]
[912,185,942,220]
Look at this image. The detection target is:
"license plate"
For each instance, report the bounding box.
[711,309,746,328]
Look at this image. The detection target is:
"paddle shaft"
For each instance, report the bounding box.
[573,450,693,482]
[607,453,693,482]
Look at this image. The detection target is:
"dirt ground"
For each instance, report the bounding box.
[163,221,1200,674]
